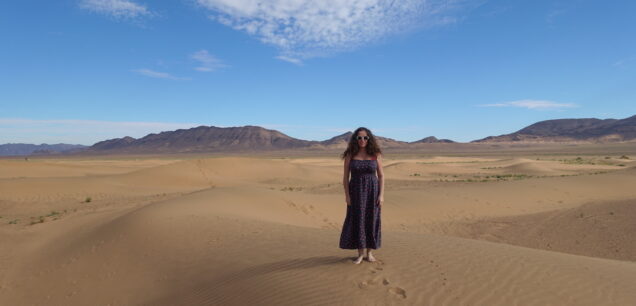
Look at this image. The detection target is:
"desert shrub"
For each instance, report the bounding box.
[46,211,60,217]
[30,216,45,225]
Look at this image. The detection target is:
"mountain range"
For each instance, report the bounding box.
[0,143,86,156]
[473,115,636,143]
[3,115,636,156]
[83,126,454,154]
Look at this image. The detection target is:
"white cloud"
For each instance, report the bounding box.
[275,55,303,65]
[79,0,151,19]
[190,50,227,72]
[0,118,203,145]
[480,100,578,110]
[195,0,466,60]
[132,68,190,80]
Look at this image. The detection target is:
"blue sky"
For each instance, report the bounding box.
[1,0,635,145]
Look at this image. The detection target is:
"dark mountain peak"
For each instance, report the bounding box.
[91,136,136,150]
[474,114,636,143]
[411,136,455,143]
[516,118,615,136]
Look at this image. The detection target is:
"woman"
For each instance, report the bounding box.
[339,127,384,264]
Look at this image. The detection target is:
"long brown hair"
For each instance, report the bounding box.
[341,127,382,160]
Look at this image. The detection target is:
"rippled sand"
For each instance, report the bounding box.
[1,152,635,305]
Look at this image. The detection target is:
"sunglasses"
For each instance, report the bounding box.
[356,136,370,141]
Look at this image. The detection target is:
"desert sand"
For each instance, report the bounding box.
[1,150,636,305]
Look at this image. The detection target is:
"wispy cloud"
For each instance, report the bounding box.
[78,0,152,19]
[546,8,567,24]
[0,118,203,145]
[190,50,227,72]
[480,100,578,110]
[196,0,468,61]
[275,55,303,65]
[132,68,190,80]
[613,55,636,68]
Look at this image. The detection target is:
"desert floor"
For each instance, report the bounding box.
[1,148,636,305]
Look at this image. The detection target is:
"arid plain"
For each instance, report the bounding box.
[1,144,636,305]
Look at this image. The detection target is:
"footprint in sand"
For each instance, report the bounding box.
[358,277,390,289]
[360,264,406,299]
[369,266,384,274]
[389,287,407,299]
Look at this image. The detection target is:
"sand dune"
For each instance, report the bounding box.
[0,158,175,179]
[499,161,556,175]
[448,199,636,262]
[1,154,636,305]
[4,191,636,305]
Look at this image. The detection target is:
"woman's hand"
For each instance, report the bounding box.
[377,196,384,207]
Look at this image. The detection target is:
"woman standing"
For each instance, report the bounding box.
[339,127,384,264]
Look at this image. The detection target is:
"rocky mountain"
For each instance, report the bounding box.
[85,125,317,153]
[0,143,86,156]
[473,115,636,143]
[91,136,136,151]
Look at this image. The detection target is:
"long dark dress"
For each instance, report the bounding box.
[339,159,381,249]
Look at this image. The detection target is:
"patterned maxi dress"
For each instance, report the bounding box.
[339,159,381,249]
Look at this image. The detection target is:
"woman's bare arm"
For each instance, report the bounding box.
[376,154,385,206]
[343,155,351,205]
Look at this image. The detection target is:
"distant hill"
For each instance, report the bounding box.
[319,132,415,149]
[85,125,317,153]
[320,132,352,148]
[412,136,455,144]
[473,115,636,143]
[0,143,86,156]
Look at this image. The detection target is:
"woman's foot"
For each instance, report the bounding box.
[353,255,364,264]
[366,253,377,262]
